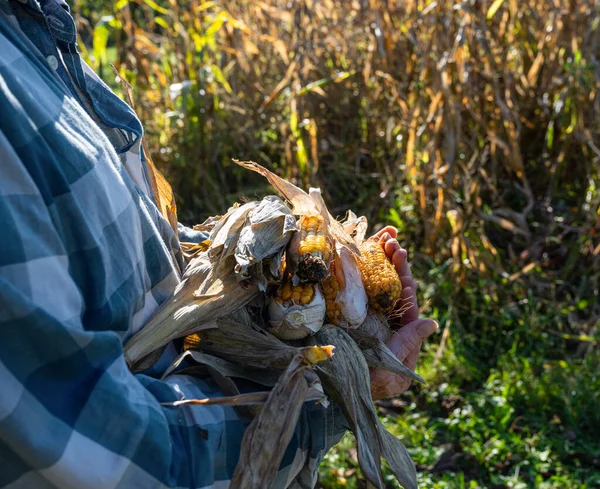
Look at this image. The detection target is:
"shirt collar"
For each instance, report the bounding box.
[16,0,42,13]
[40,0,77,45]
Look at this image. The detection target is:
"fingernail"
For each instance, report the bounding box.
[381,232,391,241]
[418,320,438,337]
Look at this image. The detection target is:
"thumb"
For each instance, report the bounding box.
[386,319,438,362]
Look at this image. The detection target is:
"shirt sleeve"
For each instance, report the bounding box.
[0,133,345,489]
[177,222,209,244]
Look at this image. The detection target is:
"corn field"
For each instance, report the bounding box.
[75,0,599,487]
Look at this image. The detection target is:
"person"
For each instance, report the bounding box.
[0,0,438,487]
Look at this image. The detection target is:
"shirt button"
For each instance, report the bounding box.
[47,55,59,70]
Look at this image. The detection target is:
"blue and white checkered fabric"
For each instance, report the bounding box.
[0,1,346,487]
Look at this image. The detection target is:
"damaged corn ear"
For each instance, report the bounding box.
[296,214,332,282]
[358,238,402,312]
[275,280,316,305]
[320,264,342,325]
[268,281,326,340]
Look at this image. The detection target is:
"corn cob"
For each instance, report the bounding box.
[357,238,402,312]
[274,280,316,306]
[296,214,332,282]
[320,264,342,325]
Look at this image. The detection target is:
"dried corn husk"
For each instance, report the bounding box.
[230,353,318,489]
[234,196,296,288]
[342,210,368,244]
[233,159,359,255]
[331,244,368,328]
[125,197,295,370]
[126,273,259,371]
[188,315,331,370]
[346,328,424,384]
[161,350,281,386]
[358,309,393,343]
[180,239,211,263]
[267,285,326,340]
[310,326,418,489]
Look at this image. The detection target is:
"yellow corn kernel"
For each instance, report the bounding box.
[297,215,332,281]
[275,280,316,306]
[303,345,335,364]
[279,281,293,301]
[320,266,342,325]
[183,333,200,351]
[357,238,402,312]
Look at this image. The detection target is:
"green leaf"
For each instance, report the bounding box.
[114,0,129,10]
[155,16,169,29]
[209,64,232,94]
[546,121,554,150]
[142,0,168,15]
[486,0,505,20]
[93,20,111,67]
[297,71,355,96]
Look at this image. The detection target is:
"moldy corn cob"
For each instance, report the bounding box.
[268,280,326,340]
[296,214,332,282]
[274,280,316,306]
[357,238,402,312]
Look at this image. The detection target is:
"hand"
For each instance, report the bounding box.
[369,226,438,401]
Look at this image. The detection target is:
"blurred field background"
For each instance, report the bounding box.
[74,0,599,487]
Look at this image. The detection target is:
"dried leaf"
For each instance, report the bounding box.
[311,327,385,488]
[194,315,334,370]
[230,355,309,489]
[311,326,418,489]
[124,272,259,371]
[346,328,424,384]
[161,350,281,386]
[234,196,296,283]
[234,160,359,254]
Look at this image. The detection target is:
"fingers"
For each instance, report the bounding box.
[390,246,406,267]
[387,318,438,362]
[374,226,397,240]
[370,368,410,401]
[403,348,420,372]
[398,286,419,325]
[384,236,401,257]
[372,318,438,400]
[394,248,411,278]
[400,275,418,291]
[375,229,412,281]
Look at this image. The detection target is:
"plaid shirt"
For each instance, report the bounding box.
[0,1,346,487]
